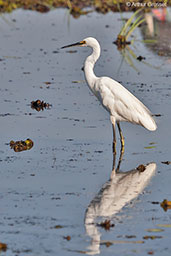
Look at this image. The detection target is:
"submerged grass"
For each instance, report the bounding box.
[0,0,170,14]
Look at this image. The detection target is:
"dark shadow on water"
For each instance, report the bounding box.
[84,150,156,255]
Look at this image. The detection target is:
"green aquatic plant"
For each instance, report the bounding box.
[114,8,145,48]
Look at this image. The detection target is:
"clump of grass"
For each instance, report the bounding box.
[114,8,145,49]
[66,0,91,18]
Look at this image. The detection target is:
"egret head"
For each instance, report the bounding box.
[61,37,99,49]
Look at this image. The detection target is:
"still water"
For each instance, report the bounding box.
[0,8,171,256]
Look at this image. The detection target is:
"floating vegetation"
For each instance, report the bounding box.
[0,242,7,252]
[31,100,51,112]
[157,224,171,228]
[125,235,136,239]
[53,225,64,229]
[63,235,71,241]
[98,220,115,230]
[137,55,146,61]
[146,228,164,232]
[100,240,144,246]
[143,235,163,240]
[160,199,171,211]
[161,161,171,165]
[10,139,34,152]
[144,142,156,149]
[114,8,145,49]
[72,80,85,83]
[136,164,146,172]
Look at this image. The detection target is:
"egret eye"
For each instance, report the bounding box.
[80,40,86,45]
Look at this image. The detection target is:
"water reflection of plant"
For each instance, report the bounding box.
[66,0,92,18]
[117,44,160,73]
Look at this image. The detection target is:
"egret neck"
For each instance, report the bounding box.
[84,42,100,89]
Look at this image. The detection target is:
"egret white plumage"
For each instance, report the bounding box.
[61,37,157,153]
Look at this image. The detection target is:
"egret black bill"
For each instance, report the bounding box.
[61,40,86,49]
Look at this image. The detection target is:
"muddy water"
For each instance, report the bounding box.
[0,9,171,256]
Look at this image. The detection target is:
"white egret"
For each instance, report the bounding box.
[61,37,157,153]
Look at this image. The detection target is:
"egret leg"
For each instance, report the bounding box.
[116,146,124,173]
[112,123,116,155]
[111,152,116,179]
[111,144,124,177]
[117,122,125,153]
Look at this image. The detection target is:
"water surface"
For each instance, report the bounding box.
[0,9,171,256]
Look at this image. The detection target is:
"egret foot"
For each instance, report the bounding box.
[120,136,125,154]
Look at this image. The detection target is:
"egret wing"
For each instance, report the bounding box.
[94,77,156,130]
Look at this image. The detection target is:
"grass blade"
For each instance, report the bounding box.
[126,18,145,40]
[120,8,143,36]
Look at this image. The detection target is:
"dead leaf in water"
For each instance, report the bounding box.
[66,50,77,53]
[44,81,52,85]
[10,139,34,152]
[137,55,146,61]
[146,228,164,232]
[137,164,145,172]
[53,225,63,229]
[161,161,171,165]
[148,251,154,255]
[31,100,51,111]
[160,199,171,211]
[151,201,160,205]
[72,80,85,83]
[144,146,156,149]
[157,224,171,228]
[63,235,71,241]
[143,235,162,240]
[125,235,136,239]
[98,220,115,230]
[0,242,7,252]
[101,240,144,245]
[152,114,162,117]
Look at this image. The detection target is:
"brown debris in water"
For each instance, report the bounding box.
[160,199,171,211]
[148,251,154,255]
[98,220,115,230]
[63,235,71,241]
[137,164,146,172]
[10,139,34,152]
[31,100,51,111]
[54,225,63,229]
[161,161,171,165]
[0,242,7,252]
[137,55,146,61]
[143,235,162,240]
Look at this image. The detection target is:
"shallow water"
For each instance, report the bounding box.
[0,9,171,256]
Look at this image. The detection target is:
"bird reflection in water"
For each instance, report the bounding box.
[84,150,156,255]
